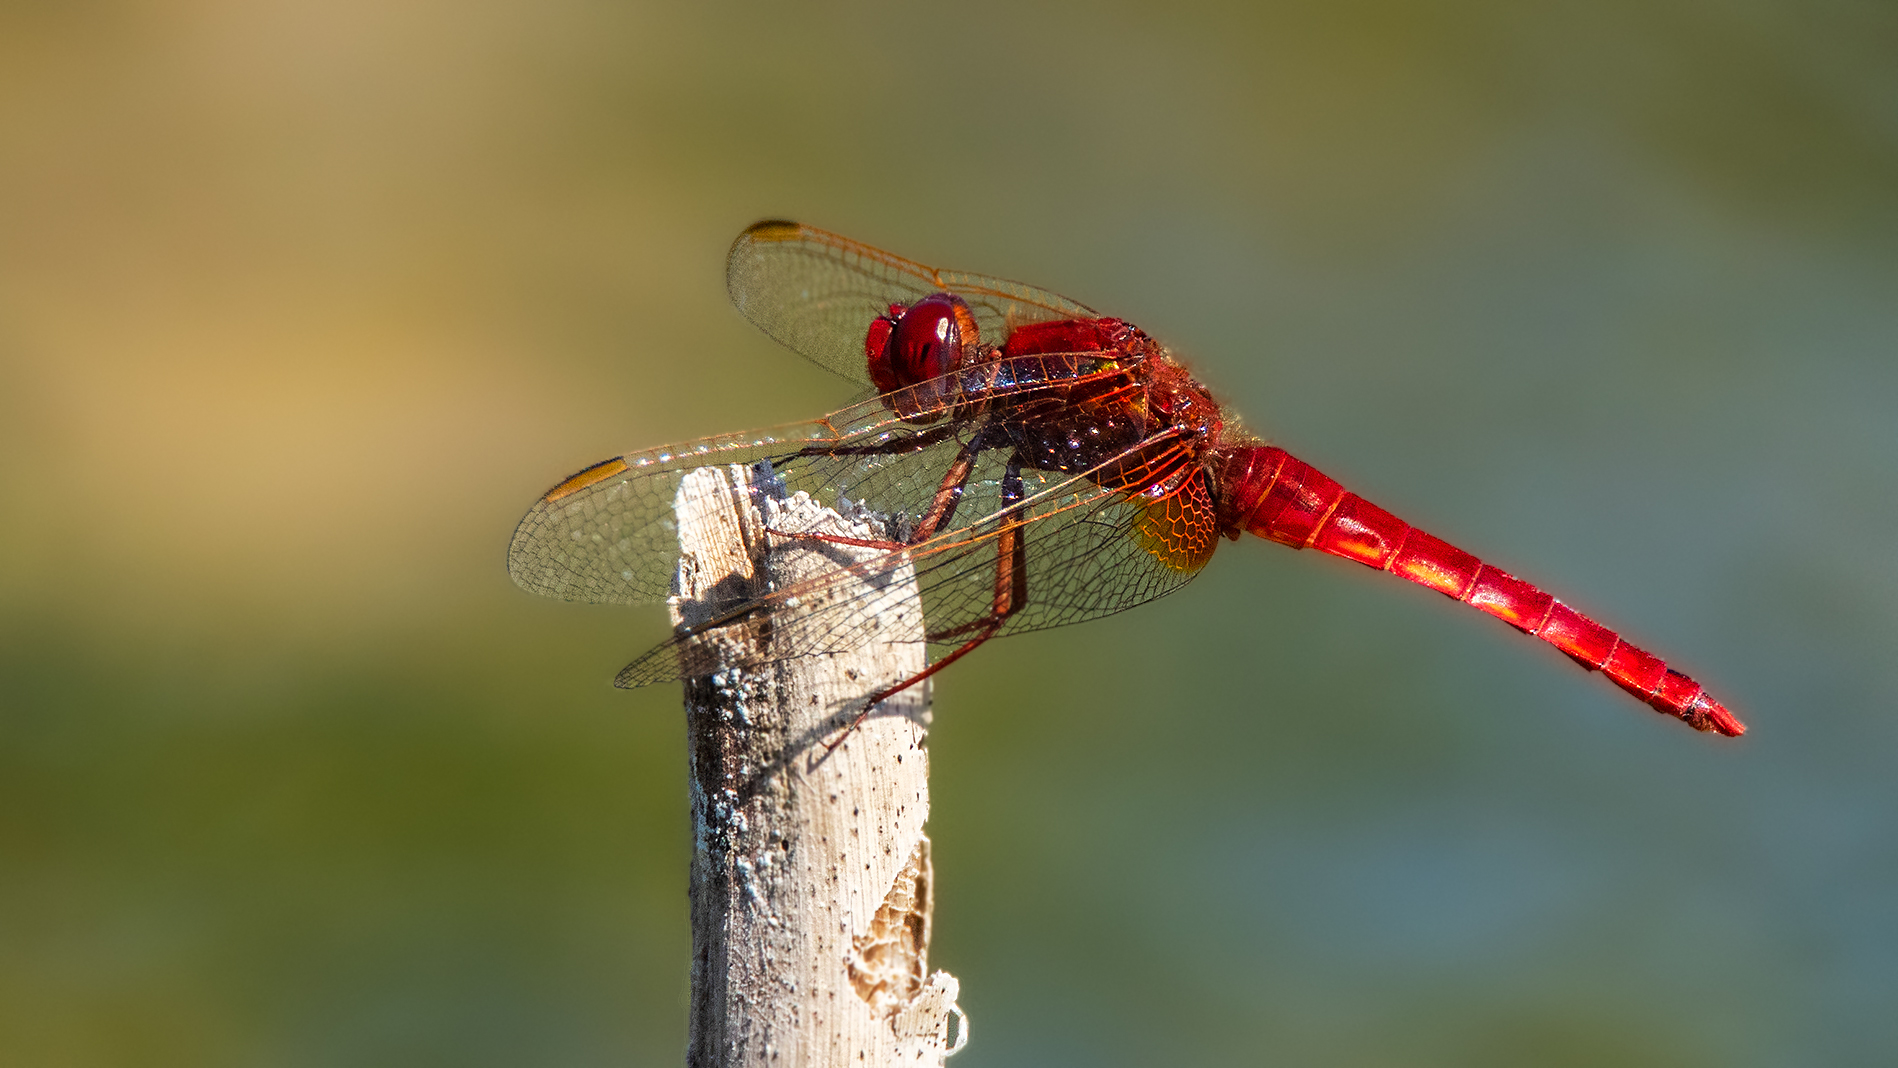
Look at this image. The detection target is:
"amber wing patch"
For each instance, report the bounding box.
[1133,468,1219,573]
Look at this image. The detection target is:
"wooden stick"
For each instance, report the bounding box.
[670,464,967,1067]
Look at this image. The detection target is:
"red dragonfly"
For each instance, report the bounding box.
[509,221,1744,738]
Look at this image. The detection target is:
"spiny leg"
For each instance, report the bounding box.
[659,433,981,642]
[769,423,998,554]
[826,455,1031,750]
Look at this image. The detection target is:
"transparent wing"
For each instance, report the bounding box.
[507,355,1139,606]
[611,431,1222,688]
[726,220,1101,384]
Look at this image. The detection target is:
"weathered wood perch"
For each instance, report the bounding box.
[670,464,966,1067]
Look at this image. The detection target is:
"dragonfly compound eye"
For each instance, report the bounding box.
[873,293,977,392]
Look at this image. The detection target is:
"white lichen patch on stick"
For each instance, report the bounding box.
[673,464,965,1067]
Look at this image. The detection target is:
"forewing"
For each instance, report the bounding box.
[508,406,949,606]
[507,355,1131,605]
[726,221,1100,384]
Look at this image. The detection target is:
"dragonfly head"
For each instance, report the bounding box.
[865,293,981,418]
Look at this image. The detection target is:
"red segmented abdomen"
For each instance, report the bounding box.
[1218,445,1744,737]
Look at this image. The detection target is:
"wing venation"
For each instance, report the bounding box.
[727,221,1099,383]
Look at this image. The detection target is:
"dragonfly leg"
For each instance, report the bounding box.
[825,455,1030,751]
[768,425,996,553]
[669,434,996,643]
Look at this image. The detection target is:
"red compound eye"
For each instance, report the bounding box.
[866,293,977,396]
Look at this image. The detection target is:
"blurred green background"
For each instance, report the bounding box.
[3,1,1894,1065]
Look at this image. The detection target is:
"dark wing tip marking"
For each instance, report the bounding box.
[544,457,631,503]
[738,219,806,244]
[508,458,634,600]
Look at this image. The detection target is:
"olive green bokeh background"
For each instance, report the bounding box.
[3,2,1895,1065]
